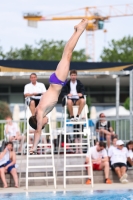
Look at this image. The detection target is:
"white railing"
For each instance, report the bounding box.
[0,114,133,188]
[61,96,93,188]
[25,106,56,190]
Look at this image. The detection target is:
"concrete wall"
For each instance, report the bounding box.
[1,155,132,187]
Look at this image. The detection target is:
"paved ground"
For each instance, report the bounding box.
[0,183,132,193]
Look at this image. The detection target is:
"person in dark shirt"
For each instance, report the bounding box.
[62,70,85,121]
[96,113,115,147]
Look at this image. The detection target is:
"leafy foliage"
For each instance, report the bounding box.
[100,36,133,62]
[0,101,12,120]
[0,40,87,61]
[124,97,130,110]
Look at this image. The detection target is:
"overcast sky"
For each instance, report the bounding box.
[0,0,133,61]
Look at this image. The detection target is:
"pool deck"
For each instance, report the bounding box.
[0,183,132,193]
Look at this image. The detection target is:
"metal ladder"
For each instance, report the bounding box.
[26,106,56,190]
[63,96,94,188]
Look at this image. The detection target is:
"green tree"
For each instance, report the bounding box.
[124,97,130,110]
[100,36,133,62]
[0,101,12,120]
[0,40,87,61]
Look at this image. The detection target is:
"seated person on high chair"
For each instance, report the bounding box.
[24,73,46,116]
[62,70,85,121]
[4,116,25,153]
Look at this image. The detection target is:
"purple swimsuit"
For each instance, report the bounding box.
[49,73,67,86]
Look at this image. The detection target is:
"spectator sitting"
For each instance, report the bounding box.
[126,140,133,167]
[85,141,112,184]
[4,142,19,187]
[0,142,18,188]
[108,136,118,153]
[108,140,129,183]
[108,136,118,167]
[24,73,46,116]
[62,70,85,121]
[96,113,115,148]
[0,145,9,188]
[4,116,25,153]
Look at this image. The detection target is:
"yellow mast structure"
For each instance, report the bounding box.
[23,4,133,61]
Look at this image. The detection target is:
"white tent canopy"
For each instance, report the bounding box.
[96,106,130,117]
[13,104,20,121]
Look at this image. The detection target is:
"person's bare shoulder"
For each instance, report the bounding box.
[10,151,15,158]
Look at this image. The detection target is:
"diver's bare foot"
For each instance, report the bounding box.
[29,148,36,155]
[74,19,88,32]
[3,185,8,188]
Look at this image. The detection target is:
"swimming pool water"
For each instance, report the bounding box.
[1,190,133,200]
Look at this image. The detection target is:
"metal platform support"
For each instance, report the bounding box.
[26,106,56,190]
[63,96,94,188]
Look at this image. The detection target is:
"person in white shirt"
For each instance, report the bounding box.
[62,70,85,121]
[109,140,129,183]
[108,136,118,154]
[126,140,133,167]
[0,145,9,188]
[4,116,25,153]
[24,73,46,115]
[0,142,18,188]
[85,141,112,184]
[4,142,19,188]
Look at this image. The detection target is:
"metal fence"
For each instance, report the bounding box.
[0,116,132,146]
[103,117,132,142]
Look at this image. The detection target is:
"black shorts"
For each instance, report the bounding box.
[68,96,84,105]
[111,163,128,171]
[29,98,40,107]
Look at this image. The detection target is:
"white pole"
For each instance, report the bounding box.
[130,70,133,140]
[49,114,56,189]
[116,77,120,136]
[86,104,93,188]
[26,106,29,190]
[64,102,67,189]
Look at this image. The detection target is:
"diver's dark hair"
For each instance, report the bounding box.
[29,116,44,130]
[29,116,37,130]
